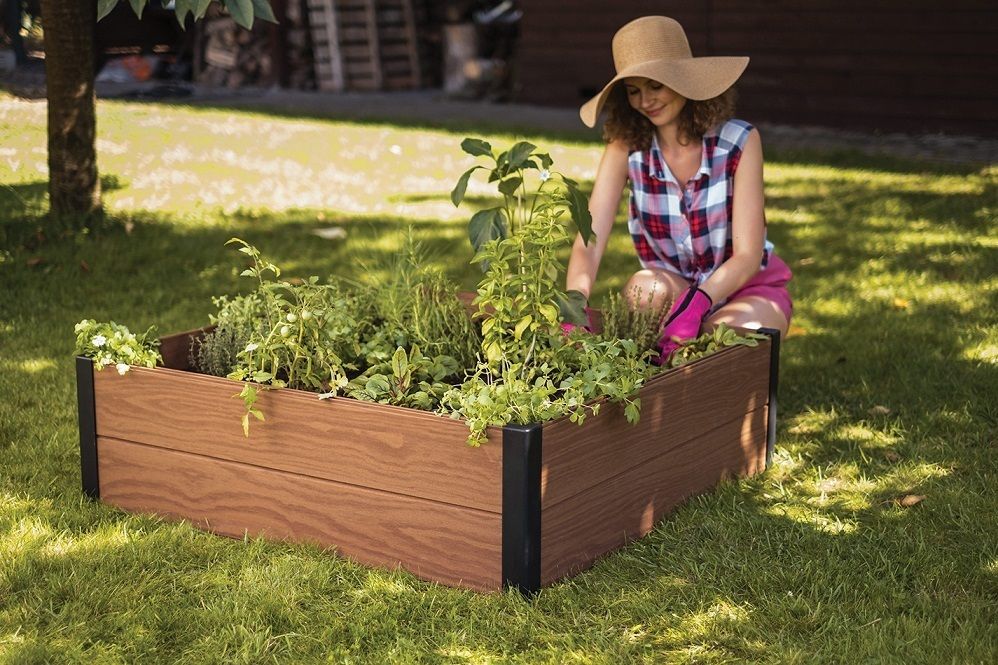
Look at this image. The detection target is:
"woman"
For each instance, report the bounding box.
[565,16,792,361]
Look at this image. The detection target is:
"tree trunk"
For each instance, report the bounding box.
[41,0,101,217]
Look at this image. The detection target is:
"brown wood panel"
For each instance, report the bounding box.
[540,407,767,585]
[541,341,770,508]
[93,367,503,512]
[98,437,502,590]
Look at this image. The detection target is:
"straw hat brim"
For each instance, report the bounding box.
[579,56,749,128]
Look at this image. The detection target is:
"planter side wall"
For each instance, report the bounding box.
[93,366,502,512]
[98,436,502,590]
[539,341,772,585]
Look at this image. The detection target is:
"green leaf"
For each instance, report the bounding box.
[555,289,588,325]
[250,408,265,421]
[514,315,533,341]
[391,346,408,378]
[250,0,277,23]
[173,0,193,25]
[194,0,213,19]
[450,166,481,207]
[460,138,493,158]
[241,413,250,437]
[226,0,254,29]
[507,141,536,169]
[128,0,146,19]
[97,0,120,21]
[497,177,522,196]
[566,183,594,245]
[536,153,553,170]
[468,207,507,253]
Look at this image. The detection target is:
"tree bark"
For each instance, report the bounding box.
[41,0,101,217]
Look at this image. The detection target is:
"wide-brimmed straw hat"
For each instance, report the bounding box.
[579,16,749,128]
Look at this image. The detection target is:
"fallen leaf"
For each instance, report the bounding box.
[868,405,892,416]
[26,256,44,267]
[892,297,910,310]
[311,226,347,240]
[316,212,326,222]
[80,259,90,272]
[882,450,901,463]
[899,494,925,507]
[787,324,808,338]
[797,257,815,266]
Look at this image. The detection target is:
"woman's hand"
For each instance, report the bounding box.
[654,286,713,362]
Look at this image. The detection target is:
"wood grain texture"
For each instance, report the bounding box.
[93,367,503,512]
[540,407,768,585]
[541,341,770,508]
[98,437,502,591]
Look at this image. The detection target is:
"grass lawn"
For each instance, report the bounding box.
[1,92,996,664]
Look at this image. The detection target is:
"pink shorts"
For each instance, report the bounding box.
[715,253,793,322]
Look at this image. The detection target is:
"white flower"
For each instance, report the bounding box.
[116,363,130,375]
[91,335,107,347]
[539,169,551,182]
[245,343,259,353]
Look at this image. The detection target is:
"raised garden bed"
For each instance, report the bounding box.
[76,325,779,593]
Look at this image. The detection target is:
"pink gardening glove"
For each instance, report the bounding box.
[560,307,594,335]
[654,286,713,363]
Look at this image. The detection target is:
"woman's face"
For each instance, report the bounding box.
[623,77,686,127]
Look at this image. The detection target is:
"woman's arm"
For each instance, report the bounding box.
[565,139,630,300]
[698,128,767,304]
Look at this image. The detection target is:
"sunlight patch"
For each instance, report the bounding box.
[16,358,57,374]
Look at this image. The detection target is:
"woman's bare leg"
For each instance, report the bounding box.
[704,295,789,337]
[623,269,689,312]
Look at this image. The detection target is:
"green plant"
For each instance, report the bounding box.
[346,346,460,410]
[224,238,363,435]
[597,288,673,351]
[354,231,480,369]
[189,293,264,377]
[667,324,769,368]
[73,319,161,373]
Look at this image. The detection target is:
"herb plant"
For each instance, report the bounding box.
[74,319,162,374]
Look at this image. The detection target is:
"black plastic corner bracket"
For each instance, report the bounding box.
[501,423,542,595]
[757,328,781,468]
[75,356,100,499]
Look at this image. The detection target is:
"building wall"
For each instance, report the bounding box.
[513,0,998,136]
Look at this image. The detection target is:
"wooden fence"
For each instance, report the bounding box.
[513,0,998,136]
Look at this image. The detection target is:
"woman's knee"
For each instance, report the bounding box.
[705,295,789,337]
[623,269,688,311]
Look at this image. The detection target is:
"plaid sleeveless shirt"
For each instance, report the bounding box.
[627,119,773,284]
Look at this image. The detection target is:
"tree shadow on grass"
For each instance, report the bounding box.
[1,136,995,660]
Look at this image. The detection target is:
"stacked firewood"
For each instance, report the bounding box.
[195,0,315,89]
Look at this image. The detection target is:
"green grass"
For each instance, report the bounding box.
[1,92,997,663]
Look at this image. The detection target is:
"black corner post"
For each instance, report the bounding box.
[502,423,542,595]
[757,328,781,469]
[75,356,100,499]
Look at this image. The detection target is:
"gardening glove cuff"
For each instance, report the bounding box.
[560,307,594,335]
[655,286,712,363]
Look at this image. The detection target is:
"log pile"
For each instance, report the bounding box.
[195,1,315,89]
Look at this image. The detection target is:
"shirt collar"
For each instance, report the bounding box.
[650,134,711,184]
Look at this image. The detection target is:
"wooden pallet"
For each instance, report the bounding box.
[307,0,422,91]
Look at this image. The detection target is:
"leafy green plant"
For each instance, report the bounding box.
[346,346,460,410]
[451,137,592,328]
[354,231,479,369]
[74,320,161,373]
[224,238,364,435]
[666,324,769,368]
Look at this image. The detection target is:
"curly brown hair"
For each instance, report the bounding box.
[602,83,738,151]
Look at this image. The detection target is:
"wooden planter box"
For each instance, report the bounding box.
[76,327,779,593]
